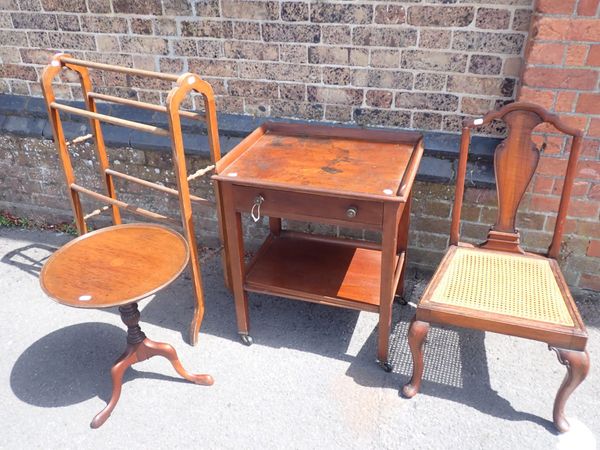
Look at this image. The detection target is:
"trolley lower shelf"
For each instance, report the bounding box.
[244,232,404,313]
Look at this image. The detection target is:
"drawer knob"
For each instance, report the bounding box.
[346,206,358,219]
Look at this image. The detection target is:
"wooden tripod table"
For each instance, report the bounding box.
[40,224,213,428]
[214,123,423,370]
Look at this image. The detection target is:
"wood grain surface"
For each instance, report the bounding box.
[245,234,385,310]
[219,130,416,197]
[40,224,189,308]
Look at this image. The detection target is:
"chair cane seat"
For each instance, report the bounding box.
[427,247,574,327]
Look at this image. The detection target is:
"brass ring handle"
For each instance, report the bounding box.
[346,206,358,219]
[251,195,264,222]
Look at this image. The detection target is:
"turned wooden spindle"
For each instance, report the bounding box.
[119,303,146,345]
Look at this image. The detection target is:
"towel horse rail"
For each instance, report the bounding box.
[40,53,231,345]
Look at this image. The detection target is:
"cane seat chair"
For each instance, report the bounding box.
[401,102,589,433]
[38,54,221,427]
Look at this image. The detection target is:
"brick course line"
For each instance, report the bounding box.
[0,0,533,133]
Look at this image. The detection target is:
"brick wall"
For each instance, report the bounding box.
[0,132,500,275]
[0,0,532,130]
[0,0,598,293]
[518,0,600,291]
[0,123,595,291]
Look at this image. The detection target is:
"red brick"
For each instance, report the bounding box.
[587,45,600,66]
[536,0,576,14]
[522,67,597,90]
[527,42,565,65]
[533,175,554,194]
[576,93,600,114]
[545,216,577,234]
[581,139,600,159]
[565,45,588,66]
[577,219,600,238]
[560,114,588,131]
[535,120,582,136]
[517,86,555,108]
[568,199,600,217]
[530,194,560,212]
[535,123,564,135]
[590,183,600,200]
[579,273,600,291]
[577,160,600,180]
[532,134,544,146]
[542,135,567,154]
[588,240,600,257]
[536,118,588,135]
[536,18,600,42]
[577,0,599,16]
[555,91,577,112]
[538,156,567,176]
[517,212,547,231]
[589,118,600,137]
[552,179,590,196]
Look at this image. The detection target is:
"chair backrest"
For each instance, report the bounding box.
[450,102,584,258]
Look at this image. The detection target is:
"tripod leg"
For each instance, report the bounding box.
[141,338,213,386]
[90,346,138,429]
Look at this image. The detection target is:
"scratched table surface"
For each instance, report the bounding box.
[219,130,416,197]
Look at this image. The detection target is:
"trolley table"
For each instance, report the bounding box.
[214,122,423,369]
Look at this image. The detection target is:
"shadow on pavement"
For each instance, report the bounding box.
[4,238,595,432]
[140,259,362,360]
[2,242,58,276]
[10,322,189,408]
[346,307,557,433]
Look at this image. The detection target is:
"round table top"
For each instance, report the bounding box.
[40,223,189,308]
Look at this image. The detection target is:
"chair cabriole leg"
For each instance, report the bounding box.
[549,346,590,433]
[402,317,430,398]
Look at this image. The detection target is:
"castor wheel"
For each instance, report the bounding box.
[378,360,393,372]
[240,334,253,346]
[395,295,408,305]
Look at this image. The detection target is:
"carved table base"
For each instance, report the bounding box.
[90,303,213,429]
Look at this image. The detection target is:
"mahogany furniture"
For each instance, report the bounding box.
[401,102,589,432]
[40,53,226,345]
[39,55,218,427]
[213,122,423,369]
[40,224,213,428]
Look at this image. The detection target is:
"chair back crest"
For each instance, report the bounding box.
[450,102,584,257]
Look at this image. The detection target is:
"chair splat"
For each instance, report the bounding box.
[453,102,583,256]
[482,110,544,253]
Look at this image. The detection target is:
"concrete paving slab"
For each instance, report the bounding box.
[0,228,598,449]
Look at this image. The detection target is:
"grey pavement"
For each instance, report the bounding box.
[0,227,598,449]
